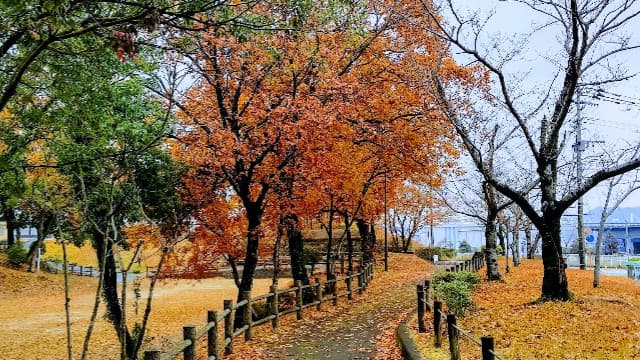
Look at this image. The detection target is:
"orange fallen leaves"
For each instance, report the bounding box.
[411,258,640,360]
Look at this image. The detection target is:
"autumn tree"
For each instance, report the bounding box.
[422,0,640,300]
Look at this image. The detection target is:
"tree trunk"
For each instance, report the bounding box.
[94,231,135,358]
[235,206,262,328]
[593,214,607,288]
[345,213,353,272]
[4,208,16,247]
[285,213,314,302]
[28,215,52,272]
[356,219,374,265]
[484,214,502,281]
[525,223,533,259]
[326,194,334,279]
[511,221,521,267]
[528,233,541,259]
[539,217,570,300]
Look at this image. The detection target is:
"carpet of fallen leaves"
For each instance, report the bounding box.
[0,254,286,360]
[410,258,640,360]
[222,253,435,360]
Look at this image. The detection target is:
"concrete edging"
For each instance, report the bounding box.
[396,309,425,360]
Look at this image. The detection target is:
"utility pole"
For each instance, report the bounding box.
[576,90,586,270]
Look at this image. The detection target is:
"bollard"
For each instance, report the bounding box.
[144,350,160,360]
[433,300,442,347]
[417,285,426,332]
[242,291,252,340]
[295,280,303,320]
[481,336,495,360]
[269,285,279,330]
[447,314,461,360]
[208,310,218,358]
[424,279,432,312]
[224,300,234,355]
[183,325,196,360]
[315,278,323,310]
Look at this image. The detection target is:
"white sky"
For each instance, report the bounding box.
[442,0,640,211]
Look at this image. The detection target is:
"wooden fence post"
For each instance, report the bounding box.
[295,280,303,320]
[447,314,461,360]
[315,278,323,310]
[243,291,252,340]
[433,300,442,347]
[269,285,279,330]
[183,325,196,360]
[417,285,426,333]
[224,300,234,355]
[333,278,338,306]
[208,310,218,358]
[424,280,432,312]
[357,270,363,294]
[346,272,353,300]
[144,350,160,360]
[481,336,495,360]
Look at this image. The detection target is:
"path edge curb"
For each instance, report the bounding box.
[396,308,425,360]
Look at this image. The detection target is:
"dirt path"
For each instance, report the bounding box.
[231,253,436,360]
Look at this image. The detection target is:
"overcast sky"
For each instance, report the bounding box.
[442,0,640,211]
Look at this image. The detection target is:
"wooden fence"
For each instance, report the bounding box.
[144,262,375,360]
[416,255,505,360]
[66,263,98,277]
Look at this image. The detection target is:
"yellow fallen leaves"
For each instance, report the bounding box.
[411,258,640,360]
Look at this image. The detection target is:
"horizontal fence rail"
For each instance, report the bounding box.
[145,262,375,360]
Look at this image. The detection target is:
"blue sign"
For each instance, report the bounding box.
[586,234,595,243]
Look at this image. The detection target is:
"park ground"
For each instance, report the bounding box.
[4,247,640,360]
[410,258,640,360]
[0,249,432,360]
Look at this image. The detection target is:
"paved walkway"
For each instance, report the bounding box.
[237,254,435,359]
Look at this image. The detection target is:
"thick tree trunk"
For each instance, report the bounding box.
[484,214,502,281]
[235,205,263,328]
[94,232,135,358]
[28,215,52,272]
[512,222,521,267]
[356,219,374,265]
[525,224,533,259]
[540,217,570,300]
[285,214,314,302]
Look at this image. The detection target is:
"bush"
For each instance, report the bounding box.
[481,245,504,255]
[7,243,27,267]
[458,240,473,253]
[432,270,481,316]
[415,247,456,261]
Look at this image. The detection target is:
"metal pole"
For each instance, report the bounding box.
[384,172,388,271]
[576,90,586,270]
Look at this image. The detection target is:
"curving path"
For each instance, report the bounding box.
[231,253,436,359]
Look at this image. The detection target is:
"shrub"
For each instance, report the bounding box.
[481,245,504,255]
[432,270,481,316]
[7,243,27,267]
[435,280,476,317]
[458,240,473,253]
[415,247,456,261]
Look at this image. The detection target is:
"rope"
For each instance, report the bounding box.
[451,323,481,346]
[436,309,507,360]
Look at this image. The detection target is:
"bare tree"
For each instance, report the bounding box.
[440,169,513,280]
[593,170,640,287]
[420,0,640,300]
